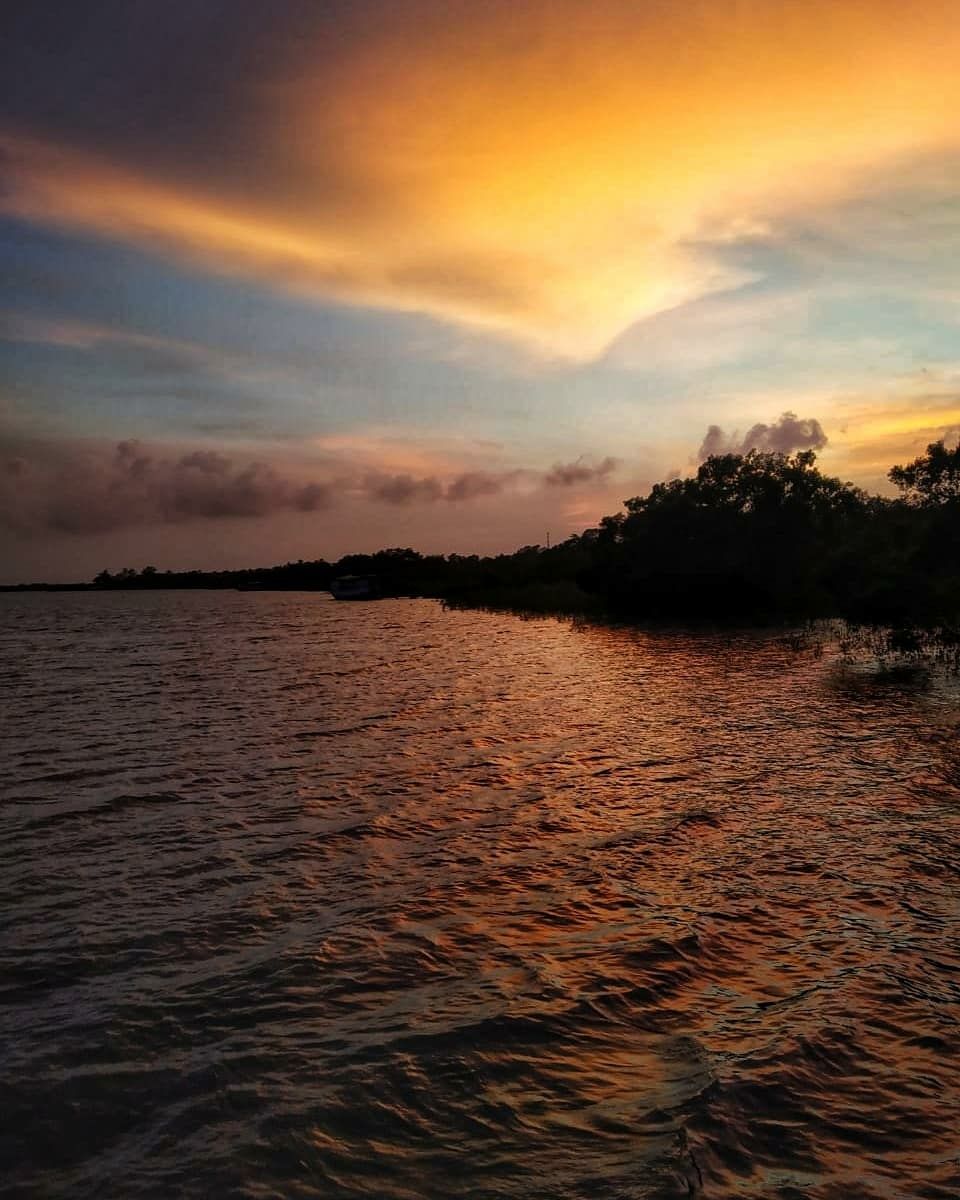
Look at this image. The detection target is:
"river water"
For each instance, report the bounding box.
[1,592,959,1199]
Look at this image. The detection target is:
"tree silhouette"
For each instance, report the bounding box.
[889,440,960,505]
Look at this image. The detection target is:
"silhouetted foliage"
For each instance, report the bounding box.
[584,450,869,621]
[9,443,960,633]
[889,439,960,505]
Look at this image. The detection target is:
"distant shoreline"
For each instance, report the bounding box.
[6,444,960,635]
[1,582,95,592]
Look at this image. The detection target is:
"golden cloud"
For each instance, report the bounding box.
[3,1,960,356]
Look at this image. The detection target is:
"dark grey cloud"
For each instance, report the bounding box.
[1,437,334,535]
[445,470,509,502]
[363,458,620,505]
[2,432,627,536]
[698,425,732,461]
[698,412,827,463]
[363,469,515,505]
[363,473,444,505]
[543,456,618,487]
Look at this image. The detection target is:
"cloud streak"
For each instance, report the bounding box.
[544,456,618,487]
[363,470,515,504]
[4,2,960,356]
[364,457,618,504]
[362,473,442,505]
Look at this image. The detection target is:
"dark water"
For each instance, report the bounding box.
[2,593,959,1199]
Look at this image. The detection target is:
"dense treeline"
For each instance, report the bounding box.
[440,440,960,629]
[11,441,960,631]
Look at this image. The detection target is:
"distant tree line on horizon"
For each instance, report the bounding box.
[72,439,960,632]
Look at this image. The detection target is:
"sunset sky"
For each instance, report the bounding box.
[2,0,959,582]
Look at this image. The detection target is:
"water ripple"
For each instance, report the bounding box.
[1,592,959,1198]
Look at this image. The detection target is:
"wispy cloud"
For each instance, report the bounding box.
[4,2,959,356]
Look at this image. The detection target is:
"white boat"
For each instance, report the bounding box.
[329,574,381,600]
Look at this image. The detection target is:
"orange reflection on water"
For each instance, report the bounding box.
[4,594,959,1197]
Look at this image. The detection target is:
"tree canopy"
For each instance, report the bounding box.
[889,439,960,505]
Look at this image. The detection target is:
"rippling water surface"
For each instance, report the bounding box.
[2,592,959,1199]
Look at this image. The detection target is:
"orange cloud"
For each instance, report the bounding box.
[3,1,960,355]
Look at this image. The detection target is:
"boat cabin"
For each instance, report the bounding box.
[329,574,381,600]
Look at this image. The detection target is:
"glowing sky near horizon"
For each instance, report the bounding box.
[2,0,959,580]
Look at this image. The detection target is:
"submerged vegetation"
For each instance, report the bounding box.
[11,440,960,642]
